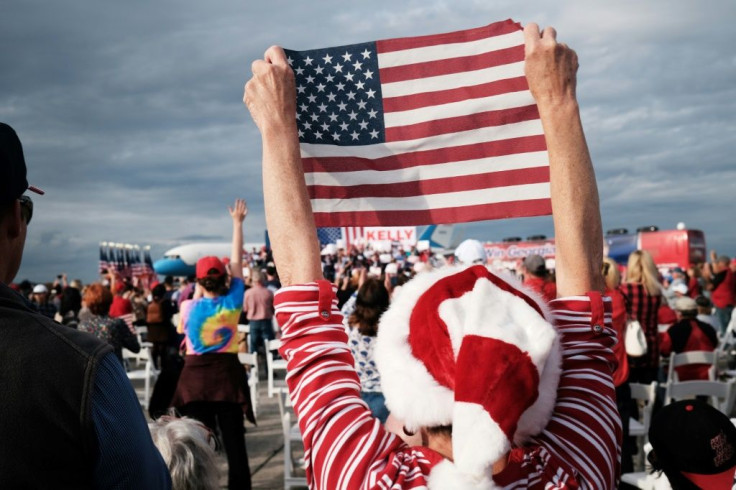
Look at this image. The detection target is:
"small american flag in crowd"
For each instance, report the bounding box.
[98,242,155,278]
[317,226,364,249]
[284,19,550,227]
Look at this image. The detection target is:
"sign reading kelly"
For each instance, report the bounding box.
[363,226,416,244]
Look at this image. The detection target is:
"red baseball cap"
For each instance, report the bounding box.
[196,256,226,279]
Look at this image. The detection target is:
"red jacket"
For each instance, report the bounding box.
[109,296,133,317]
[523,275,557,304]
[606,288,629,387]
[660,318,718,381]
[712,269,736,308]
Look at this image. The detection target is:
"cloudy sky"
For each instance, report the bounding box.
[3,0,734,283]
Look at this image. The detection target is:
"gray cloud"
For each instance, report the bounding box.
[4,0,735,283]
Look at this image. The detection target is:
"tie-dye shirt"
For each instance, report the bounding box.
[178,278,244,355]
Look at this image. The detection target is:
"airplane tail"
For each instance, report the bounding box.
[418,224,463,251]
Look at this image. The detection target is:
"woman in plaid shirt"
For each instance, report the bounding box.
[620,250,663,384]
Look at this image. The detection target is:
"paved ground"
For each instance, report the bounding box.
[132,364,307,489]
[242,381,307,490]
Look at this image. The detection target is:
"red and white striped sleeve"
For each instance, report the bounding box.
[276,283,620,489]
[531,292,621,489]
[275,281,441,490]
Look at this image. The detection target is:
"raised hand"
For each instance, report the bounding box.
[229,198,248,223]
[523,23,579,108]
[243,46,297,137]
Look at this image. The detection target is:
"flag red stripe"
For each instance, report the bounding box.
[385,105,540,142]
[307,166,549,199]
[302,135,547,173]
[312,199,552,227]
[383,76,529,112]
[376,20,521,53]
[379,45,523,84]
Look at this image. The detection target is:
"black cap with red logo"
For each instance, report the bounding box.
[0,123,44,203]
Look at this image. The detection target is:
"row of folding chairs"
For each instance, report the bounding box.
[237,326,305,489]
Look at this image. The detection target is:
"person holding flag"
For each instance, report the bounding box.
[244,21,619,489]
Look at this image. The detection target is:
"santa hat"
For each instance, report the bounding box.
[375,265,561,486]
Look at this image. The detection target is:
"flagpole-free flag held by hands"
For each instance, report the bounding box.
[284,19,551,228]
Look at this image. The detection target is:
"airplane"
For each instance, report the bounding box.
[153,242,265,277]
[416,224,465,254]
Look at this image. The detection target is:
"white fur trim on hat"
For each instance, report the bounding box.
[375,265,561,483]
[428,459,497,490]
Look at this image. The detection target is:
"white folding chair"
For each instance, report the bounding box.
[266,339,288,398]
[665,379,736,414]
[238,352,259,418]
[628,382,657,470]
[282,411,307,490]
[122,345,159,407]
[237,323,250,349]
[135,325,148,344]
[620,443,666,489]
[666,350,717,382]
[628,382,658,437]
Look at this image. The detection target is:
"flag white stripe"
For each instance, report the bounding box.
[311,182,550,212]
[300,118,543,159]
[383,89,535,127]
[377,31,522,68]
[305,151,549,186]
[380,61,524,98]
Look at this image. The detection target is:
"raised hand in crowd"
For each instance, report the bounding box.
[228,198,247,281]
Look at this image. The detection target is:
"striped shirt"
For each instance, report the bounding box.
[275,282,620,489]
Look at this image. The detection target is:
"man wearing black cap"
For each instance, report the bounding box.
[0,123,171,488]
[649,400,736,489]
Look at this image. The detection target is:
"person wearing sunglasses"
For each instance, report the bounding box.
[0,122,172,488]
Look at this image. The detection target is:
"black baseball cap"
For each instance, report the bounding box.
[649,400,736,489]
[0,123,44,204]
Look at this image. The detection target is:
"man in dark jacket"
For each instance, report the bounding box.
[0,122,171,488]
[660,296,719,381]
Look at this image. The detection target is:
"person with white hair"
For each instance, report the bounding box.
[149,415,220,490]
[243,22,619,489]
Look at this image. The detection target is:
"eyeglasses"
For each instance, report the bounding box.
[19,195,33,225]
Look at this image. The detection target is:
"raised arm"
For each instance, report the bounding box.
[244,46,322,286]
[524,24,603,297]
[228,198,247,281]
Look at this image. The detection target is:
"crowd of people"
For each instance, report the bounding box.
[3,20,736,490]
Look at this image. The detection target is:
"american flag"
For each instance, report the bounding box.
[99,242,110,274]
[317,227,365,249]
[284,19,551,227]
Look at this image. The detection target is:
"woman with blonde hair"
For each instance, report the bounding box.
[620,250,662,383]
